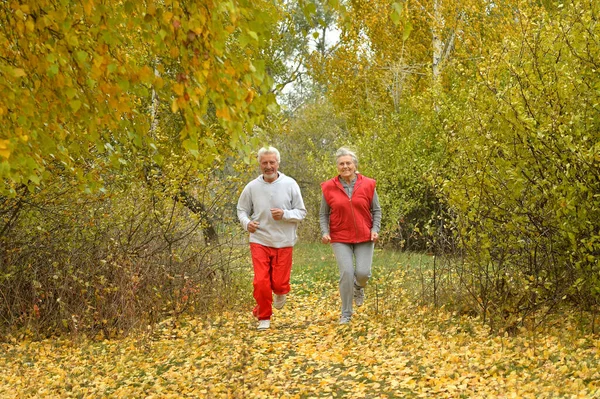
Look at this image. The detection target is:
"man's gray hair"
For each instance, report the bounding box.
[257,146,281,163]
[335,147,358,167]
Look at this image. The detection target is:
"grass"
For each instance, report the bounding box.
[229,241,435,302]
[292,242,435,302]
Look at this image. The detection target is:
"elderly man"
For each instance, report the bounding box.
[237,147,307,330]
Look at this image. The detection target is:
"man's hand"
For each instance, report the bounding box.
[371,231,379,242]
[270,208,284,220]
[321,234,331,244]
[247,220,260,233]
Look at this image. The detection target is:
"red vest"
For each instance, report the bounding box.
[321,174,376,243]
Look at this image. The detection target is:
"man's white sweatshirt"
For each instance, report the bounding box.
[237,172,307,248]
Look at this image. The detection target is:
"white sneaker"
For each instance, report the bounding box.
[273,294,287,310]
[257,319,270,330]
[354,285,365,307]
[339,316,351,325]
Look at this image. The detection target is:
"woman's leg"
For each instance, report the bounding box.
[354,241,374,287]
[331,243,355,318]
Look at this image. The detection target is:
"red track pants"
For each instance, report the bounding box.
[250,243,293,320]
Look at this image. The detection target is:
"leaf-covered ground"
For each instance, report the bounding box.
[1,264,599,398]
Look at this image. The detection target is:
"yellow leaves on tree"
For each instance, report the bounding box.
[0,0,277,196]
[0,140,10,160]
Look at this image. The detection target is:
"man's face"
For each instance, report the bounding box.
[260,153,279,182]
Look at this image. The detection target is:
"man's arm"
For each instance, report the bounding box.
[282,182,307,222]
[236,186,253,231]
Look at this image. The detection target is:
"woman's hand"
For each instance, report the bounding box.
[321,234,331,244]
[371,231,379,242]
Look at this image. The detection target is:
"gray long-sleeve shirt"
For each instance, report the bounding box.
[319,175,382,236]
[237,172,307,248]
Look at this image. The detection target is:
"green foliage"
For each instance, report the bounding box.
[0,0,278,196]
[440,0,600,324]
[351,99,447,251]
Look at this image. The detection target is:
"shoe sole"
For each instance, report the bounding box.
[273,296,286,310]
[257,321,270,330]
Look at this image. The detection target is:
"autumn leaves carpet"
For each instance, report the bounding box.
[1,272,599,398]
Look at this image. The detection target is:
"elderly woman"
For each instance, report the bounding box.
[320,147,382,324]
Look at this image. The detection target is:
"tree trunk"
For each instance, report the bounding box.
[175,190,219,246]
[432,0,444,112]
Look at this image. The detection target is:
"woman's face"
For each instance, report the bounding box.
[337,155,356,180]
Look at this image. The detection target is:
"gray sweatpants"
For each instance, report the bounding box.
[331,241,374,318]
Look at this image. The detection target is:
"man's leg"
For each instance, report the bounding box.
[271,246,293,296]
[250,243,273,320]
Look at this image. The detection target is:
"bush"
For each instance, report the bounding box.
[0,169,252,340]
[439,1,600,330]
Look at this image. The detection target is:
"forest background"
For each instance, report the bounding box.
[0,0,599,341]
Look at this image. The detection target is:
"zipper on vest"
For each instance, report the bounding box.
[349,198,360,243]
[338,178,362,243]
[350,179,362,242]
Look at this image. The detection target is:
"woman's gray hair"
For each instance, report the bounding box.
[335,147,358,167]
[257,146,281,163]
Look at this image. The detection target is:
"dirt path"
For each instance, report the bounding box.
[1,272,599,398]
